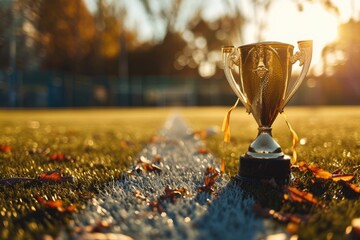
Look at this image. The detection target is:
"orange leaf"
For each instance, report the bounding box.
[49,153,65,161]
[39,169,62,181]
[197,147,209,154]
[36,194,77,213]
[0,145,11,153]
[332,174,355,182]
[198,167,220,196]
[160,185,187,203]
[296,162,332,179]
[307,164,332,179]
[347,183,360,193]
[284,187,320,205]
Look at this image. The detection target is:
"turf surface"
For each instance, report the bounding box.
[0,107,359,239]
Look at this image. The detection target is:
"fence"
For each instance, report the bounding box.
[0,70,236,107]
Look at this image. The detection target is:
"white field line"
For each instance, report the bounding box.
[72,115,281,240]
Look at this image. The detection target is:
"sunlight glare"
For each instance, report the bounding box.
[264,0,339,71]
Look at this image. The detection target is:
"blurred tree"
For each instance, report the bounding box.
[0,1,12,70]
[36,0,96,73]
[92,0,138,76]
[320,20,360,104]
[0,0,40,71]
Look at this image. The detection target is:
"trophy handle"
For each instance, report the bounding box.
[280,40,313,112]
[222,46,251,113]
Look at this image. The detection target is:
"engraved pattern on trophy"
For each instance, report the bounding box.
[242,45,285,128]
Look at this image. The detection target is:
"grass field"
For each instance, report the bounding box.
[0,107,359,239]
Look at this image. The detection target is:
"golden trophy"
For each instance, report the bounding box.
[222,41,312,180]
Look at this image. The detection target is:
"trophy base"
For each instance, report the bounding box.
[237,154,291,182]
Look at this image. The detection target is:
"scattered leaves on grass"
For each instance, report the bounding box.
[198,166,221,196]
[296,161,356,182]
[284,186,321,206]
[36,194,77,213]
[39,168,74,183]
[0,145,11,153]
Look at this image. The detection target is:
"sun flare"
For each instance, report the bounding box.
[263,0,345,72]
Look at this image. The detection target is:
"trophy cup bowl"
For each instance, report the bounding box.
[222,41,312,181]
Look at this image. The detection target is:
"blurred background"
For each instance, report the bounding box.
[0,0,359,108]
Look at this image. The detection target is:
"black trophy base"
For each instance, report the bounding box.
[236,154,291,182]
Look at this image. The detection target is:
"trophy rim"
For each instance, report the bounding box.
[239,41,294,49]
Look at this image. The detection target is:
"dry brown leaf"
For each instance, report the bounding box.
[284,187,320,205]
[160,185,187,203]
[38,169,74,182]
[36,194,77,213]
[39,169,63,181]
[332,174,355,182]
[297,161,333,179]
[197,147,209,154]
[0,145,11,153]
[198,167,220,196]
[346,183,360,193]
[130,156,162,174]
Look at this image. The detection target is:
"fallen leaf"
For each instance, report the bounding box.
[332,174,355,182]
[147,185,188,213]
[49,153,73,162]
[36,194,77,213]
[0,145,11,153]
[198,167,220,196]
[296,162,333,179]
[197,147,209,154]
[39,169,62,181]
[147,200,165,213]
[130,156,162,174]
[284,187,320,205]
[39,169,74,182]
[346,183,360,193]
[159,185,187,203]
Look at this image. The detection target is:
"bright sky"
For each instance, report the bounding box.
[260,0,354,74]
[84,0,357,73]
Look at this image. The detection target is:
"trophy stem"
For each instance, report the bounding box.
[238,126,291,181]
